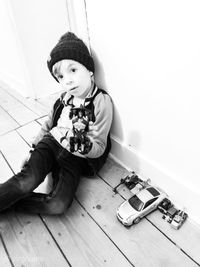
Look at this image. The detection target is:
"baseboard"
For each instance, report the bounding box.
[0,72,29,97]
[110,135,200,225]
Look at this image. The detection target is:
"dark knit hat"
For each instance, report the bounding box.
[47,32,95,80]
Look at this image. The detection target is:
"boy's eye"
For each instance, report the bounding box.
[71,68,77,73]
[57,74,63,79]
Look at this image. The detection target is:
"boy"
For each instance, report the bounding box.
[0,32,113,214]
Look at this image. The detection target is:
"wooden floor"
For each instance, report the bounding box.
[0,81,200,267]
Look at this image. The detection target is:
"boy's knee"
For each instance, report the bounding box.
[13,174,35,195]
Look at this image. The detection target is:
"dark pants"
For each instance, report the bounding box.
[0,134,88,214]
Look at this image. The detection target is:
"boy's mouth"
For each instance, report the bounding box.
[70,86,78,92]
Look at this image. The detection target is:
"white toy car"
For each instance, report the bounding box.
[117,186,167,226]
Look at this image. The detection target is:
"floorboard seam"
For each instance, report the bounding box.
[146,218,200,266]
[0,151,15,175]
[39,215,72,267]
[0,105,20,126]
[0,233,14,267]
[75,197,135,267]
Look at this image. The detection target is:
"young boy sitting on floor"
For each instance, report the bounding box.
[0,32,113,214]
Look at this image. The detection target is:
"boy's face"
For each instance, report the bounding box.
[53,59,93,99]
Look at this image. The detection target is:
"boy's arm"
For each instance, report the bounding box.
[84,93,113,158]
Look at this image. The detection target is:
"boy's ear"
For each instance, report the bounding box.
[90,71,94,77]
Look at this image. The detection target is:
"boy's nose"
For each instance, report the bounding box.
[64,78,73,85]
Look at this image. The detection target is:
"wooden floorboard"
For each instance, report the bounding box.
[0,106,19,135]
[0,130,30,174]
[0,211,69,267]
[42,201,132,267]
[0,84,200,266]
[0,152,13,182]
[0,81,49,117]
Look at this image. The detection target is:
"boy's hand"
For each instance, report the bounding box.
[61,129,93,155]
[60,130,73,152]
[79,136,93,155]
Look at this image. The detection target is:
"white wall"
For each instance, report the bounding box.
[9,0,70,98]
[0,0,28,96]
[65,0,90,47]
[85,0,200,224]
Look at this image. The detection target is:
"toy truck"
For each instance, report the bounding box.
[113,172,151,194]
[157,198,172,214]
[171,209,188,229]
[162,206,178,223]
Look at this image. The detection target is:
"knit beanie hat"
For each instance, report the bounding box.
[47,32,95,80]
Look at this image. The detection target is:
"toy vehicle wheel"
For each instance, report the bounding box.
[133,217,141,224]
[124,224,131,228]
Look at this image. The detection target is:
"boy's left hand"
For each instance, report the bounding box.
[63,129,93,155]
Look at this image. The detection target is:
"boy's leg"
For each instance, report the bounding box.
[14,152,87,214]
[0,136,56,212]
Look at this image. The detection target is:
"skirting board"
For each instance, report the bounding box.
[110,135,200,226]
[0,72,29,98]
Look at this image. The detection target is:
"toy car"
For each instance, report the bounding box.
[162,206,178,223]
[116,186,168,227]
[171,209,188,229]
[157,198,172,214]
